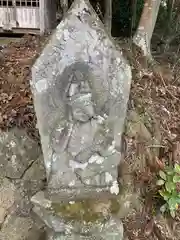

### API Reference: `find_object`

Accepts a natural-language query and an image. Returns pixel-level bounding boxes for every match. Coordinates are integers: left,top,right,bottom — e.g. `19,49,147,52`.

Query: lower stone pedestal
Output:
31,191,124,240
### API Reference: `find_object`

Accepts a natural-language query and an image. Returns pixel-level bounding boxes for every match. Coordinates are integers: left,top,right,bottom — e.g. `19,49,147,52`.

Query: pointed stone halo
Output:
31,0,131,199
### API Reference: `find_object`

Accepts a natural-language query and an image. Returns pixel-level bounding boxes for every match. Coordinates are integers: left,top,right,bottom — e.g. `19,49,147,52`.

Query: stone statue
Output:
31,0,132,239
45,62,122,197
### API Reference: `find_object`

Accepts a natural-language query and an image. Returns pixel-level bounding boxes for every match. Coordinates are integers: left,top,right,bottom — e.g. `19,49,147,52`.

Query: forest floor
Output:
120,35,180,239
0,34,180,239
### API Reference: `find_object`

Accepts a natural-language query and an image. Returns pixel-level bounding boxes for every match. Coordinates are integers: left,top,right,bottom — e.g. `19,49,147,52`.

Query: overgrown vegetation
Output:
157,164,180,218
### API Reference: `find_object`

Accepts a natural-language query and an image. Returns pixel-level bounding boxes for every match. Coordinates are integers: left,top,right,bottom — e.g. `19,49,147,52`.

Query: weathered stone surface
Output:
0,128,41,179
0,128,45,225
32,191,124,240
31,1,132,239
0,155,46,239
31,0,131,198
8,156,46,217
0,214,44,240
0,178,18,225
23,155,46,195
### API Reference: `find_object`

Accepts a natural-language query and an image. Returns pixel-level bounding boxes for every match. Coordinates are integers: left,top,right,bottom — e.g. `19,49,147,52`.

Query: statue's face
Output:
69,93,94,122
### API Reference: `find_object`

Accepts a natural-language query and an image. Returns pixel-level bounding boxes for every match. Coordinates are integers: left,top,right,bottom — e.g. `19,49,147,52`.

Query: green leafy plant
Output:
156,163,180,218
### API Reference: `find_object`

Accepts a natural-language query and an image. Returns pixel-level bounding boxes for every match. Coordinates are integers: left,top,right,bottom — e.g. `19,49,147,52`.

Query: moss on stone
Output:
51,198,120,223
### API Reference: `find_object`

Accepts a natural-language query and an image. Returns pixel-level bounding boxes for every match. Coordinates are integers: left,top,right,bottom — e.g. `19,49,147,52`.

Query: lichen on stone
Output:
50,197,120,223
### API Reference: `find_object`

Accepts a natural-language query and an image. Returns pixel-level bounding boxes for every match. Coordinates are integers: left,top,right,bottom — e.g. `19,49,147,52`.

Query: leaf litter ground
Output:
0,34,48,142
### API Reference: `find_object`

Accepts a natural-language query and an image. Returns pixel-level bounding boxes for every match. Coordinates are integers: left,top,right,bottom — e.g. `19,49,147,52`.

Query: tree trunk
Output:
104,0,112,35
131,0,137,34
133,0,161,58
60,0,68,16
40,0,56,34
167,0,175,27
161,0,175,51
164,0,175,37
